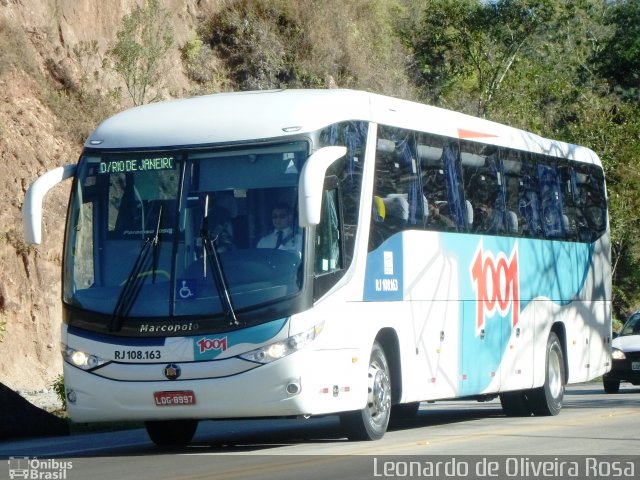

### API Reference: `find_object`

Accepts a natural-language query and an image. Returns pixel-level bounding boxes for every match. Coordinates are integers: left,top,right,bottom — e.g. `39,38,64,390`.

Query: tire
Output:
391,401,420,419
528,332,565,416
499,390,532,417
340,342,391,440
145,419,199,447
603,378,620,394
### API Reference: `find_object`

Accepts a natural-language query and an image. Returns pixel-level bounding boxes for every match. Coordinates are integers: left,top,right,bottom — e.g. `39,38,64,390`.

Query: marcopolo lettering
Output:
139,323,199,333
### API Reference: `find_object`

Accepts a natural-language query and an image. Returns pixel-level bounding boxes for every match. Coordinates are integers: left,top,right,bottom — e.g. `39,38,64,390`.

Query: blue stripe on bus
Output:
363,234,404,301
193,318,288,360
67,317,289,356
364,232,593,303
445,233,593,395
364,231,595,395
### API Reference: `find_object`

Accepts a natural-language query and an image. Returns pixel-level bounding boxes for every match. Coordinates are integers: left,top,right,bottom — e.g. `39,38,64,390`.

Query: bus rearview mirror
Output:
23,164,77,245
298,146,347,227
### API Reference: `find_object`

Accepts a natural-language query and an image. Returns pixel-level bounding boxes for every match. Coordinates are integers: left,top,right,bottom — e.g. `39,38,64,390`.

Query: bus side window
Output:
313,180,346,302
370,126,422,250
462,144,507,235
559,165,579,241
315,186,342,275
574,165,607,242
538,162,565,239
320,121,368,269
503,151,525,237
441,142,469,231
518,162,542,238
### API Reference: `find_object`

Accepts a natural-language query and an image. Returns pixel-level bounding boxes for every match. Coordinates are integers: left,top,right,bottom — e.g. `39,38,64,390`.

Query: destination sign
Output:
99,157,175,174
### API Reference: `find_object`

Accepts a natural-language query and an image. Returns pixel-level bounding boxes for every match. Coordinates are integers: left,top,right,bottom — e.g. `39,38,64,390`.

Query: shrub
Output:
51,374,66,410
107,0,174,105
201,0,414,96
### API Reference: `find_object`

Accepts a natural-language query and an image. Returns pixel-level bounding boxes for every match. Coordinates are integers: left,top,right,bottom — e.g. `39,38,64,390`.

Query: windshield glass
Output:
63,142,307,322
620,314,640,337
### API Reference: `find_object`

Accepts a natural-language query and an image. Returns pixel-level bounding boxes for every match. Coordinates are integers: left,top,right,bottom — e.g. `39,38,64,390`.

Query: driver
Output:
257,202,302,253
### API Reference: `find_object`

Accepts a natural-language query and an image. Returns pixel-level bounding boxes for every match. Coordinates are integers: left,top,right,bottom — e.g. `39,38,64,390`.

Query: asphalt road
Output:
1,383,638,479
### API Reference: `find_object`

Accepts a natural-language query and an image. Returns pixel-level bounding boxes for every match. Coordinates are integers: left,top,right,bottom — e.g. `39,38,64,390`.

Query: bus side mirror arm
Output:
23,164,77,245
298,146,347,227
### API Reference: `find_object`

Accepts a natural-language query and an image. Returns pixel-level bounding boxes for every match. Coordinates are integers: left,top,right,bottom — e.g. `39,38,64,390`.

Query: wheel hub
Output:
368,364,391,421
548,347,563,399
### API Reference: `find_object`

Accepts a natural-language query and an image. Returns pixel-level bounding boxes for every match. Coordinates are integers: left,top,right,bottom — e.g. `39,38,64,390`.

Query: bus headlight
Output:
62,344,108,370
611,348,626,360
239,322,324,364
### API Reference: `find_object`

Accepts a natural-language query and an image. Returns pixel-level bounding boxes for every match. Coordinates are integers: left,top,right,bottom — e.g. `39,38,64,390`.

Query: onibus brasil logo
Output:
8,457,72,479
470,240,520,336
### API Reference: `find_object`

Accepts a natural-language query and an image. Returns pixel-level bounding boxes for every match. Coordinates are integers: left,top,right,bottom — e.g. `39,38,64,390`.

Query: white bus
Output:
23,89,611,445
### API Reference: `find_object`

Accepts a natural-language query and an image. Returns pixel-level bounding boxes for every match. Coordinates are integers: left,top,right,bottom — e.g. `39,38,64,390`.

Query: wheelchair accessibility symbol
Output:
177,279,196,299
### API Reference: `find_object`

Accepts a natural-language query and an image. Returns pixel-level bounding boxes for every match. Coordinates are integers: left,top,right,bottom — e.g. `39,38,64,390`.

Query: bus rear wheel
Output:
528,332,565,416
499,390,532,417
340,342,391,441
145,419,199,447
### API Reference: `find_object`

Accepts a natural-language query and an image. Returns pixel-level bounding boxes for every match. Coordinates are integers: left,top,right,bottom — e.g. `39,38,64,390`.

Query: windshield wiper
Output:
201,195,239,326
201,231,239,326
109,206,163,332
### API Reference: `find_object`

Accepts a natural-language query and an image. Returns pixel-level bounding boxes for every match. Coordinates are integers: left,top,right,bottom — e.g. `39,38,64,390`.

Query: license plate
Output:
632,362,640,371
153,390,196,406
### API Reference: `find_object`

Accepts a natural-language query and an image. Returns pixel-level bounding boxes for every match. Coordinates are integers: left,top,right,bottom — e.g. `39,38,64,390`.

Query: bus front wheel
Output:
340,342,391,441
528,332,565,416
145,419,198,447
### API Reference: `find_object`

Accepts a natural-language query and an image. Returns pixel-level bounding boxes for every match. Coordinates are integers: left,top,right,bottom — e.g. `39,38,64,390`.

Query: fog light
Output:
286,382,300,395
67,389,77,404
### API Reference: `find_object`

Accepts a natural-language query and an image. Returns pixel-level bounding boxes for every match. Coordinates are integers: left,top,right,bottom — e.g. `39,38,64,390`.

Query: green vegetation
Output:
107,0,174,106
51,374,66,410
2,229,34,258
401,0,640,318
199,0,413,96
3,0,640,318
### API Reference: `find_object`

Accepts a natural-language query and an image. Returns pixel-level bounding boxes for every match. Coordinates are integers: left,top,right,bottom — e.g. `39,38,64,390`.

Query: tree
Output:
107,0,174,106
406,0,554,118
405,0,640,317
593,0,640,100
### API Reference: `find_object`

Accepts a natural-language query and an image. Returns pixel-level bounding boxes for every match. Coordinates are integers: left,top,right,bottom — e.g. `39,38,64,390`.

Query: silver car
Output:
603,312,640,393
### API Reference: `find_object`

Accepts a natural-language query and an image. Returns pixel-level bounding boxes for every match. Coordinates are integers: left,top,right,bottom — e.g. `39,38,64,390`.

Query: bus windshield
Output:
63,142,307,326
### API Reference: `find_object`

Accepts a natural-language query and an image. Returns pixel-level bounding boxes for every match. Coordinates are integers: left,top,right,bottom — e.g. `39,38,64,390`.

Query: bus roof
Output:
85,89,600,165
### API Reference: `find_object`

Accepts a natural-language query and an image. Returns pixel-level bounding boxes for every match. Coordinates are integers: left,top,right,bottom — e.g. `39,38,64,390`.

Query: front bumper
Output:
603,355,640,385
64,347,366,423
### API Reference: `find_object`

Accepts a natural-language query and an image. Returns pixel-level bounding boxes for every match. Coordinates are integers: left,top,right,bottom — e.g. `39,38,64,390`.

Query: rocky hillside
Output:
0,0,216,392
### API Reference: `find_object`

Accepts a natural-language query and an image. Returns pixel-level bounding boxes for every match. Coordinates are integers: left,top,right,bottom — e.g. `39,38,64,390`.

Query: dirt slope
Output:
0,0,215,392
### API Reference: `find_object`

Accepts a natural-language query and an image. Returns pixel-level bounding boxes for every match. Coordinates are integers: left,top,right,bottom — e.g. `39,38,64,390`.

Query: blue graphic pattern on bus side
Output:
363,231,594,396
193,317,288,360
442,233,593,395
363,234,404,301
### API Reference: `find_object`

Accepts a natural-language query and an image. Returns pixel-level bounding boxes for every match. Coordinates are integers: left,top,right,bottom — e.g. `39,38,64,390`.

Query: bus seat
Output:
383,194,409,222
506,210,518,233
466,200,474,225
